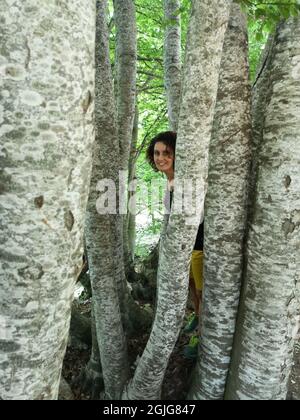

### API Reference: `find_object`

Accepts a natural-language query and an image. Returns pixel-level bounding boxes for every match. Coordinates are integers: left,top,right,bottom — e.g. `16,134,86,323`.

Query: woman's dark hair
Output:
146,131,177,171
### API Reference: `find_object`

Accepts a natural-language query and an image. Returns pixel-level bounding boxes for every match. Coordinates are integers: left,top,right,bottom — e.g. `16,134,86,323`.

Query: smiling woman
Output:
154,142,174,179
146,131,176,180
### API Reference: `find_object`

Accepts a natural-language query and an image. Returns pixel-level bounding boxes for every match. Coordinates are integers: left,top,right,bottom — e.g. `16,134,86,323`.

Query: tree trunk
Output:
84,0,129,400
248,34,275,221
188,4,251,400
124,0,232,400
113,0,137,172
164,0,182,131
113,0,137,307
73,301,104,400
225,17,300,400
124,104,139,272
288,338,300,400
0,0,95,399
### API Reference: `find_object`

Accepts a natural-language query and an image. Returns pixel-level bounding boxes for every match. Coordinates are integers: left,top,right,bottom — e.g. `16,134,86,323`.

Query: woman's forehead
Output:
154,142,172,152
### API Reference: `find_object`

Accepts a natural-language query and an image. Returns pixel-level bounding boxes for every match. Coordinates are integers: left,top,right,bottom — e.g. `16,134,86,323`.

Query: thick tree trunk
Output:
0,0,95,399
225,17,300,400
124,0,232,400
85,0,129,400
164,0,182,131
188,4,251,400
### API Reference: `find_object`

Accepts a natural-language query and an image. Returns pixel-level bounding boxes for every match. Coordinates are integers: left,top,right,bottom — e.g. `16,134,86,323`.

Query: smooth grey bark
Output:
124,104,139,266
113,0,137,295
188,4,252,400
0,0,95,400
225,17,300,400
124,0,232,400
113,0,137,171
112,1,152,345
164,0,182,131
84,0,129,400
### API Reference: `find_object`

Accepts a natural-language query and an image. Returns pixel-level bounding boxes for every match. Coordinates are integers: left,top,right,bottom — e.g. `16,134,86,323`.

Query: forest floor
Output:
62,296,300,401
64,333,196,400
62,297,197,400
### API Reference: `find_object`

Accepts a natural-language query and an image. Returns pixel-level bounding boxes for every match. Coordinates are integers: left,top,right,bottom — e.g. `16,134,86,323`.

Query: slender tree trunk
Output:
75,301,103,399
188,4,252,400
112,0,148,346
113,0,137,290
124,0,232,400
0,0,95,399
288,338,300,400
164,0,182,131
113,0,137,171
225,17,300,400
248,35,275,218
85,0,129,400
125,104,139,266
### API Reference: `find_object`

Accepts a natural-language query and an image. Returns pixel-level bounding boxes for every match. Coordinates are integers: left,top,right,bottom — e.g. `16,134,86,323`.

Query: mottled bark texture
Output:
225,17,300,400
188,4,252,400
248,35,275,217
164,0,182,131
124,0,232,400
84,0,129,400
0,0,95,400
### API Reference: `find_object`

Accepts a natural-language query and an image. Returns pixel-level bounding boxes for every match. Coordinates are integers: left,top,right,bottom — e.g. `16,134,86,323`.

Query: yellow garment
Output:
190,250,204,291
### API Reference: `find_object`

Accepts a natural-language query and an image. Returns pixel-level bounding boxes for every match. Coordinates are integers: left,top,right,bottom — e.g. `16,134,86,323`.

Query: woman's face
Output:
154,142,174,175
